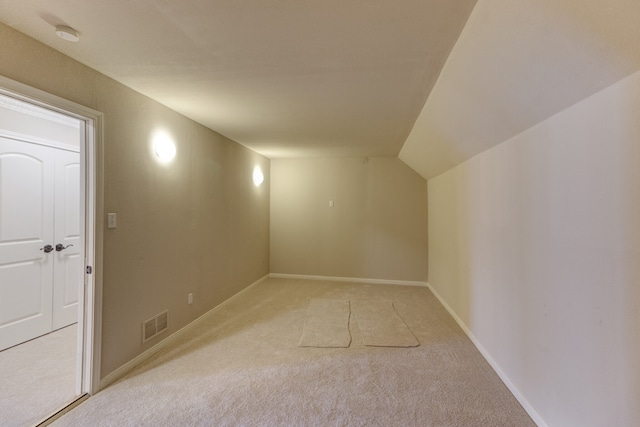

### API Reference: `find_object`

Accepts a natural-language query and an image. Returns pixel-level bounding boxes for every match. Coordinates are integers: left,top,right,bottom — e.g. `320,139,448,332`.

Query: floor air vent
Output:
142,310,168,343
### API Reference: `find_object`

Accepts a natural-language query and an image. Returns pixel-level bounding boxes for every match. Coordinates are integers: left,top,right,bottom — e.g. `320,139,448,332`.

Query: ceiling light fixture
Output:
55,25,80,42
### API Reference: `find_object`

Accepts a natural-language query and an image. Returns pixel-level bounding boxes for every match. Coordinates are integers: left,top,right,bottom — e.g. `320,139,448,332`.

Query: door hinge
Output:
86,265,93,274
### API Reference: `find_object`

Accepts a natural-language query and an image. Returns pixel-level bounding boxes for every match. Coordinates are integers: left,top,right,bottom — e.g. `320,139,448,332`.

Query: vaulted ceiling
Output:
2,0,640,179
0,0,476,159
400,0,640,178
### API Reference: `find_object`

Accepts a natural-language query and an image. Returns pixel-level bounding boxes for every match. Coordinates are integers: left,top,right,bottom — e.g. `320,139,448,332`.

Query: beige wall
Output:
0,23,270,378
428,70,640,426
270,157,427,282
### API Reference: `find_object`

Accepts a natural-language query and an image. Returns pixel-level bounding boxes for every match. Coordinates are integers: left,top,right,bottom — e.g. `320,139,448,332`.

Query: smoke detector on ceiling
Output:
55,25,79,42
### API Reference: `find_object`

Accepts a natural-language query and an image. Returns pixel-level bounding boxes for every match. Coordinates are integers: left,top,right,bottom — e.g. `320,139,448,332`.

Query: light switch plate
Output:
107,213,117,229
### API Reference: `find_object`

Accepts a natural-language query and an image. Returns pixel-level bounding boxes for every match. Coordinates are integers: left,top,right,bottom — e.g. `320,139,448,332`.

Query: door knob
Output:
55,243,74,252
40,244,54,253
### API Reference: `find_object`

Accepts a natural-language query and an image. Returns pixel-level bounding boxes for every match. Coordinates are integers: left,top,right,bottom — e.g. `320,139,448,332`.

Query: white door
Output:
52,149,81,330
0,137,55,350
0,136,80,351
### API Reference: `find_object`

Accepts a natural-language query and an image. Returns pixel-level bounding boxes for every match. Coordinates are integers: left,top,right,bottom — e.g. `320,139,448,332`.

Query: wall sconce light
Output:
252,166,264,187
153,131,176,163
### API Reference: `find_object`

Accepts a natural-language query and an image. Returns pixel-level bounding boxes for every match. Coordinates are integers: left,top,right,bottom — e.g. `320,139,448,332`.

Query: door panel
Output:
0,137,55,351
53,150,82,329
63,162,80,236
52,249,81,329
0,151,48,240
52,149,81,330
0,262,46,324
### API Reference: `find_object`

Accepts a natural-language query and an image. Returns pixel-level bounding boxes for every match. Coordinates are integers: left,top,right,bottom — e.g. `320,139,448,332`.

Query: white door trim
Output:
0,75,104,395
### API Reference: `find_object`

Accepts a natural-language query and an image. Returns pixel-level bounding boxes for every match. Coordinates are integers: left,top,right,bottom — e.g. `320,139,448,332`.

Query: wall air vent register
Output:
142,310,168,343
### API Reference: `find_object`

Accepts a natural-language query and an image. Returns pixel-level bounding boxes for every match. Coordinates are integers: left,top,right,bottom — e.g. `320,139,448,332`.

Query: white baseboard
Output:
99,274,270,391
269,273,428,287
425,283,548,427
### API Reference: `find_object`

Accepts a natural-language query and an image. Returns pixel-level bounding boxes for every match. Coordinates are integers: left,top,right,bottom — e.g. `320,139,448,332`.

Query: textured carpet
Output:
52,278,535,426
352,300,419,348
299,299,351,348
0,324,78,427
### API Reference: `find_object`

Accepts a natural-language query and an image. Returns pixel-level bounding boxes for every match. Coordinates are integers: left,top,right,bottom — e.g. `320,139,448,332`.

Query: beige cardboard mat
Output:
352,300,419,347
299,299,352,348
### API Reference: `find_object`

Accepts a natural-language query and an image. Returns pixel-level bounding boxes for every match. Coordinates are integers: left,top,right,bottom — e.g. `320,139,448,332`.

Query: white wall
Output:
428,70,640,426
0,95,80,149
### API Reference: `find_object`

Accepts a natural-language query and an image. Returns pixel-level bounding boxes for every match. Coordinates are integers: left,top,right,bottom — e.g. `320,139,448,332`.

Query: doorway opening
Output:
0,77,102,426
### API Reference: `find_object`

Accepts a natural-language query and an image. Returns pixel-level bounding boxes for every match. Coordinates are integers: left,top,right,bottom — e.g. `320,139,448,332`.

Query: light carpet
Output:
352,300,419,348
299,299,351,348
0,324,78,427
52,278,536,426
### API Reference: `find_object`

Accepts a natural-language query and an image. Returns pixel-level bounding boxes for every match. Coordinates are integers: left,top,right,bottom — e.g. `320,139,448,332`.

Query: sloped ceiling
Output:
400,0,640,179
3,1,640,177
0,0,477,159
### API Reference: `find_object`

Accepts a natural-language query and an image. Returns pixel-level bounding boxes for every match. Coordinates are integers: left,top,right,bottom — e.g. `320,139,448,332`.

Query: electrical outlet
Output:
188,293,193,305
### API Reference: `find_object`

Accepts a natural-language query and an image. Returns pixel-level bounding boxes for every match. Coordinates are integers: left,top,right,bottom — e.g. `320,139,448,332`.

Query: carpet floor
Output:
53,278,535,426
0,324,78,427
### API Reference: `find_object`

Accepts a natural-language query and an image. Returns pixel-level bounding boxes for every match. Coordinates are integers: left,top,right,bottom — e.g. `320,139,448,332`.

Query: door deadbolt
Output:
55,243,74,252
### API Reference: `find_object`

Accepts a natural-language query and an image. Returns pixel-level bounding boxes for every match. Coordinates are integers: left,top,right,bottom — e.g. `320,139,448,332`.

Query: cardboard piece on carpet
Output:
352,300,419,347
299,299,351,348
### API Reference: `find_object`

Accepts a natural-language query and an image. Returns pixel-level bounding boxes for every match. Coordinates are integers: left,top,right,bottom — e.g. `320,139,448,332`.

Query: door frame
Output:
0,75,103,395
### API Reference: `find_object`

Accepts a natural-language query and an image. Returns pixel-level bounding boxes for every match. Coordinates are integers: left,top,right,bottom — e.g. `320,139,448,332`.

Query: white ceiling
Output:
0,0,477,159
3,0,639,178
400,0,640,179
